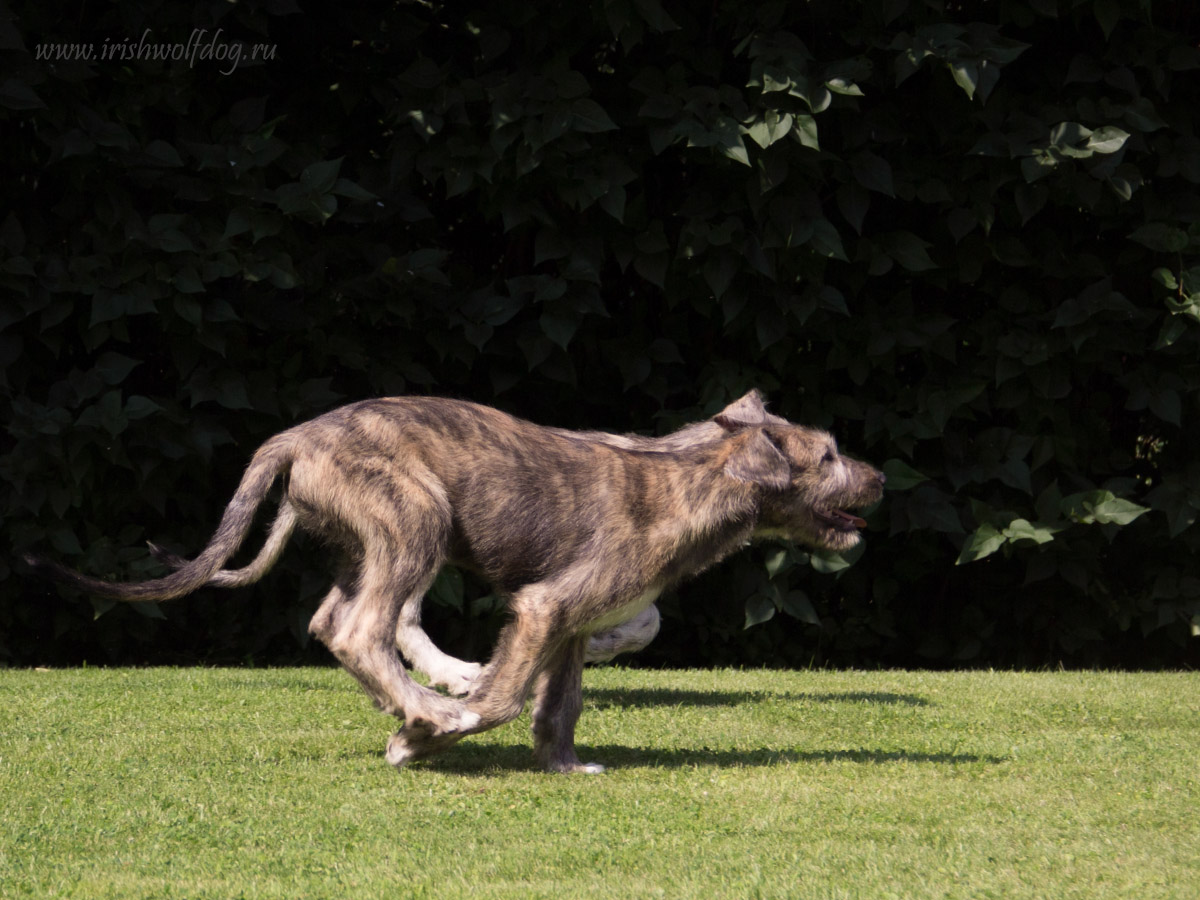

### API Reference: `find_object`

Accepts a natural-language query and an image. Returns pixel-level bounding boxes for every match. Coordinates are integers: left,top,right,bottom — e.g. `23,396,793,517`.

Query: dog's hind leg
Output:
386,584,559,767
304,483,481,754
310,554,472,736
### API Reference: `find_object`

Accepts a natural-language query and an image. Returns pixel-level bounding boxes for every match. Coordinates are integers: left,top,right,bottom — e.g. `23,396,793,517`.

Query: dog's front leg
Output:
531,635,604,774
395,592,482,696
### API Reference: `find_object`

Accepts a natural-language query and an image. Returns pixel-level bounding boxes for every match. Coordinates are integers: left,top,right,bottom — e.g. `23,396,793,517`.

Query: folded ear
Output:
714,389,768,431
723,429,791,491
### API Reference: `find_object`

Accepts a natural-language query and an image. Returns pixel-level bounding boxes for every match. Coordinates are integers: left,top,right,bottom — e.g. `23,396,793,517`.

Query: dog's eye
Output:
822,448,835,464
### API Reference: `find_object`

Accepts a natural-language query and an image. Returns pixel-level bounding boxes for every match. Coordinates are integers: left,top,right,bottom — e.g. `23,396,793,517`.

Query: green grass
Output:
1,667,1197,899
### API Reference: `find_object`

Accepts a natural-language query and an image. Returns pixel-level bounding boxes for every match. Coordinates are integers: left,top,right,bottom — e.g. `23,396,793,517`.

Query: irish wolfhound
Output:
27,391,885,773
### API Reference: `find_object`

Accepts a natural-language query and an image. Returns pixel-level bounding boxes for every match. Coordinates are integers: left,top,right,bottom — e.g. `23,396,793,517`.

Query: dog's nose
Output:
877,471,887,485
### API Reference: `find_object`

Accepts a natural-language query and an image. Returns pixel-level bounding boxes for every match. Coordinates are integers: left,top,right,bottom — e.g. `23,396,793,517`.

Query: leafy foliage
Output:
3,0,1199,667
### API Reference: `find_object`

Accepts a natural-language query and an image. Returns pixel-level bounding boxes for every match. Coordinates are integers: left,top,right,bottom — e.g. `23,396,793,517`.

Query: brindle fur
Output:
27,391,884,773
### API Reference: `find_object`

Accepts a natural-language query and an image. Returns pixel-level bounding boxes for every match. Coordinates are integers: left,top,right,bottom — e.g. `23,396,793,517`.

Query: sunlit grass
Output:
2,667,1197,899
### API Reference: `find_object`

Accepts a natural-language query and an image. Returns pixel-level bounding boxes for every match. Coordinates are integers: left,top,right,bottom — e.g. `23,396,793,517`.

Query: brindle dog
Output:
27,391,885,773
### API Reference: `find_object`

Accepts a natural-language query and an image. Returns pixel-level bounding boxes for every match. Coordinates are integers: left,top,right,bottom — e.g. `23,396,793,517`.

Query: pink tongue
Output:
822,509,866,529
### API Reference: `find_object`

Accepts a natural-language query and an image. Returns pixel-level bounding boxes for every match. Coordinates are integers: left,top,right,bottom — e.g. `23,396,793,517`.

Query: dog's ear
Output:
724,428,791,491
714,389,768,431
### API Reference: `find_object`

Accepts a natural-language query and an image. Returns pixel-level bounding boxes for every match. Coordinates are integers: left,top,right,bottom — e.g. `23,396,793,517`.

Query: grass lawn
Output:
1,666,1197,899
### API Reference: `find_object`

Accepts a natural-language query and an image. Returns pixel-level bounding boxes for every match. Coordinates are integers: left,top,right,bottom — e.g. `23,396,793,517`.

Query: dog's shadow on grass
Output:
584,687,932,710
409,687,1003,775
419,743,1005,775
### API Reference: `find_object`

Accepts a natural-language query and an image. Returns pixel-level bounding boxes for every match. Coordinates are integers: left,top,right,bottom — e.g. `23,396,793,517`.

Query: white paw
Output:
430,662,483,697
453,710,482,733
385,732,417,768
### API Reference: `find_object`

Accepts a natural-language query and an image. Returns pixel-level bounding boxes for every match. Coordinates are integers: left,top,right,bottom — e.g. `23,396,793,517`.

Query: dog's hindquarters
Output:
286,440,478,735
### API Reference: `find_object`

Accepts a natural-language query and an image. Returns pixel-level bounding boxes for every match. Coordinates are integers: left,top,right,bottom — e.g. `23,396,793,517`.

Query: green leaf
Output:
745,111,793,150
599,185,626,222
715,126,750,166
764,548,789,578
633,249,668,288
95,352,140,385
825,76,864,97
1061,491,1150,526
300,158,343,193
949,59,981,101
836,182,870,235
131,601,167,620
1147,476,1200,537
809,549,854,574
882,459,928,491
1049,121,1093,157
216,377,252,410
125,396,163,420
632,0,680,33
1124,97,1168,133
881,231,937,271
0,78,45,110
1150,388,1182,426
1015,184,1047,225
791,114,819,150
534,230,570,265
1087,126,1129,155
1129,224,1189,254
781,589,820,626
570,98,618,133
808,218,848,262
1094,0,1121,39
743,593,776,629
332,178,377,201
1002,518,1058,545
174,296,203,327
956,523,1005,565
540,309,580,350
173,267,205,294
49,526,83,556
1021,151,1059,183
702,253,737,300
851,151,895,197
144,140,184,167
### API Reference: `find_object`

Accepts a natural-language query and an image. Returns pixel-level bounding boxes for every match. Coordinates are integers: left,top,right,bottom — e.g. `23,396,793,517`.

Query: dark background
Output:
3,0,1199,669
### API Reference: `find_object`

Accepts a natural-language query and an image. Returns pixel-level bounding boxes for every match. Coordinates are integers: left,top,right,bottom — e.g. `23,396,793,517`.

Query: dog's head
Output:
716,391,885,551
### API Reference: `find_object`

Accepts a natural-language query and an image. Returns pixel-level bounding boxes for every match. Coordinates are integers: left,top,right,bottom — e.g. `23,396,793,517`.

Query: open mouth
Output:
814,508,868,532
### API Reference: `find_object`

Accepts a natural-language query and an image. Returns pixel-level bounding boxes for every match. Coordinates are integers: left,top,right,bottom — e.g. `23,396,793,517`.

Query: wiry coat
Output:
27,390,885,773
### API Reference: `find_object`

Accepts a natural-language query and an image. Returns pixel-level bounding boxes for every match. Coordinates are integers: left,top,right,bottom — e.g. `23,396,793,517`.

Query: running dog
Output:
27,391,885,773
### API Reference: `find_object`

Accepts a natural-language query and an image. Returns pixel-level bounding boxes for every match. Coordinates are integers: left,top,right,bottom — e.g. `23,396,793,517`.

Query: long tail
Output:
24,437,295,602
147,499,298,588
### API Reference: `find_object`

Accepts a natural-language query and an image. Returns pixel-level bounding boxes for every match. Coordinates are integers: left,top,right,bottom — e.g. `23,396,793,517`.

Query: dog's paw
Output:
538,751,607,774
385,731,420,768
448,709,482,734
550,760,606,775
404,702,481,739
386,721,470,769
429,662,483,697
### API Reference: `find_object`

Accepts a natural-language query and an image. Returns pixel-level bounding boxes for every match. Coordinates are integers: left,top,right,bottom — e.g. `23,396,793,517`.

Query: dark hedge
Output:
3,0,1199,668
